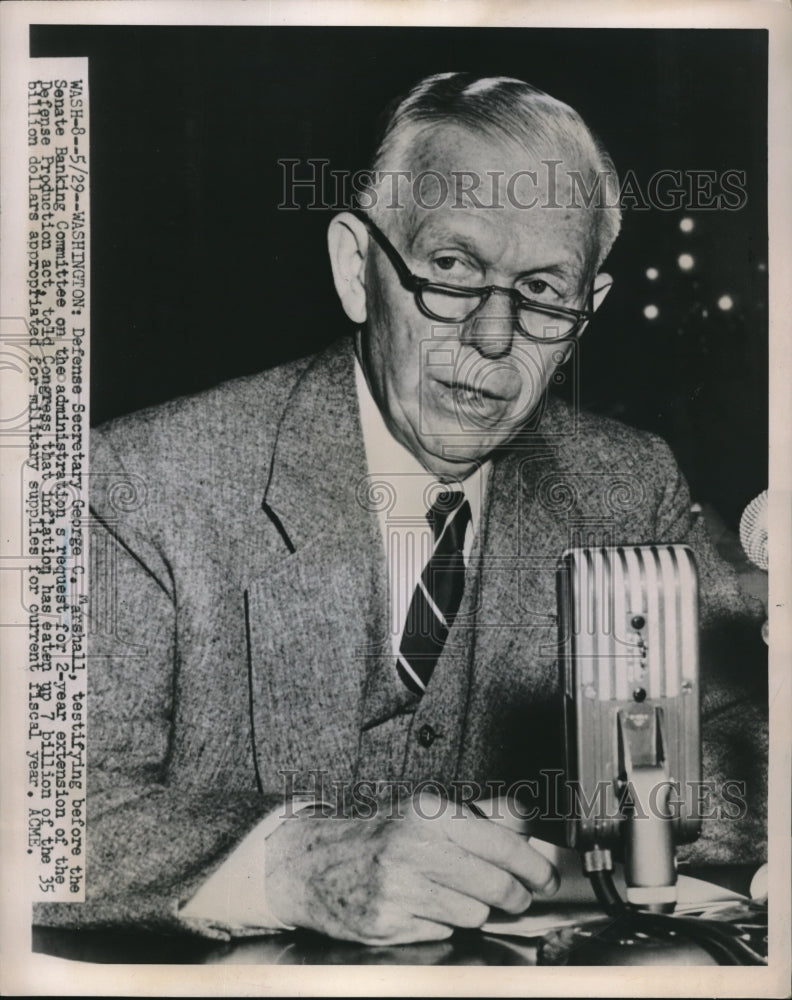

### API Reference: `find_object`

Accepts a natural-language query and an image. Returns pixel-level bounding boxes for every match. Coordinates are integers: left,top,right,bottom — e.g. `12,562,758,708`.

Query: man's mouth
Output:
434,377,516,405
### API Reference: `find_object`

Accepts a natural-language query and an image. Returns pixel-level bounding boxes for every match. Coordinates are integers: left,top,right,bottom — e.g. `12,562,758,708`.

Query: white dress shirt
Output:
181,354,491,933
354,357,491,654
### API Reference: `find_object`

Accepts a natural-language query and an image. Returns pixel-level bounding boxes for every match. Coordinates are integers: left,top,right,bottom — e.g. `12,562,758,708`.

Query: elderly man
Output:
36,73,765,945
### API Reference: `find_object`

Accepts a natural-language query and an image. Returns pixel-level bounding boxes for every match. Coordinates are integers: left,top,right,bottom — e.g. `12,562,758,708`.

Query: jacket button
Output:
417,724,437,748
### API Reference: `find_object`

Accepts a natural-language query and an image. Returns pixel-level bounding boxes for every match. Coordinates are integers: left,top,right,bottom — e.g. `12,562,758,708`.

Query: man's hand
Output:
264,793,560,945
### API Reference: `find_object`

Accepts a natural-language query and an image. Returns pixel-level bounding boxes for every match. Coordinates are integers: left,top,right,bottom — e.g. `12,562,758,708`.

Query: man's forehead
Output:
403,123,589,195
379,123,600,271
375,126,597,274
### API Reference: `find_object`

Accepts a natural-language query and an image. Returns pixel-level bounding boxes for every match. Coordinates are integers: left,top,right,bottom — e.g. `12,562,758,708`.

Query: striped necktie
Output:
396,489,472,695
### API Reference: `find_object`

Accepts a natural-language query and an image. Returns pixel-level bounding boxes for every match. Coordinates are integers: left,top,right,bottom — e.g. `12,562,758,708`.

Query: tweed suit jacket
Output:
35,336,767,938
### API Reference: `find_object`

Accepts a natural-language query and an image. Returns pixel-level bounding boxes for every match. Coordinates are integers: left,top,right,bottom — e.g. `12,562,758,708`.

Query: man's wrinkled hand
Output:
264,792,560,945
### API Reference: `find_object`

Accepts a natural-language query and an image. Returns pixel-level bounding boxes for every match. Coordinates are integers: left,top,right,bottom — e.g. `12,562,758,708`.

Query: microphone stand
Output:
574,707,766,965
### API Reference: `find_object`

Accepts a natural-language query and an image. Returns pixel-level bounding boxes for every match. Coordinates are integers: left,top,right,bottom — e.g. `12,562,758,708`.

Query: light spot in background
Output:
643,304,659,320
679,217,695,233
678,253,695,271
717,295,734,311
646,267,659,280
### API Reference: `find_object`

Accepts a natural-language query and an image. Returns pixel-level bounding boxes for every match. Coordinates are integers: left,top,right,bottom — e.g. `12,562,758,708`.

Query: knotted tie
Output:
396,489,472,695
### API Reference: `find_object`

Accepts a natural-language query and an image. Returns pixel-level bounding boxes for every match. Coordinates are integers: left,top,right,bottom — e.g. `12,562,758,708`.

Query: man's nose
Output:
459,296,516,359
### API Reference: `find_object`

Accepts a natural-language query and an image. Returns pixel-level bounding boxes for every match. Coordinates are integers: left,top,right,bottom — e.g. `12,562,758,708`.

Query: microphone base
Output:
625,884,677,914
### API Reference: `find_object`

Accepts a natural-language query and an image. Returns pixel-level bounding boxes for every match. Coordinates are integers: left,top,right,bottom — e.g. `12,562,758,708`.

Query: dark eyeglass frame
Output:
353,209,594,342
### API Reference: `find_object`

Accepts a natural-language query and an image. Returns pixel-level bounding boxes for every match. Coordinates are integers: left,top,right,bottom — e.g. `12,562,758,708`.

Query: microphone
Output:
739,490,768,572
557,545,702,913
739,490,768,644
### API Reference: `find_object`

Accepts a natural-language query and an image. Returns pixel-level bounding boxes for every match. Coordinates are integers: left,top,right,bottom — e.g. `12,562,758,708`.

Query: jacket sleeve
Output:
33,429,280,940
649,435,767,866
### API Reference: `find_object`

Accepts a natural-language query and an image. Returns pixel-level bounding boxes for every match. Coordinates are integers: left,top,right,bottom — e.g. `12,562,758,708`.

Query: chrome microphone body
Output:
557,545,702,911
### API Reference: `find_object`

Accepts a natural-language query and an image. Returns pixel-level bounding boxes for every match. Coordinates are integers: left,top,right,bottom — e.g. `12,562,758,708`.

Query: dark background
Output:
30,26,768,531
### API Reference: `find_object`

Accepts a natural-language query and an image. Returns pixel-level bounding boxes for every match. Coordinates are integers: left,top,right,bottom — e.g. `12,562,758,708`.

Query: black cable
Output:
589,868,628,915
587,870,737,964
643,912,762,966
586,869,766,966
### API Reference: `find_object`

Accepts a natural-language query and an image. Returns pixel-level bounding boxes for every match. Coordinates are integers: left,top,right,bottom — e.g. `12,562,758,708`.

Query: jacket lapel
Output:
246,339,391,788
471,398,577,709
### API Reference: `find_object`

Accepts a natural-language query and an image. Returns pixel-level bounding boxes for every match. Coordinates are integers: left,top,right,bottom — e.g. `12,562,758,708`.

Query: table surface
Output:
33,866,760,967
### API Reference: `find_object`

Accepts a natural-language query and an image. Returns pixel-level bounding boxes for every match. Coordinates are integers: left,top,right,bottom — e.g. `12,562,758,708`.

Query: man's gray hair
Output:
367,72,622,268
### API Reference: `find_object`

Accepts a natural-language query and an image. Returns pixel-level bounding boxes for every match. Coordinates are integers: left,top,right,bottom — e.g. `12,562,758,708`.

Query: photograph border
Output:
1,1,790,996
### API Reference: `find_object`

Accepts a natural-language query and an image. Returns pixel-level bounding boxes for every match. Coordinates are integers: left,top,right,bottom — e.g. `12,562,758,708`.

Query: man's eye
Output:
429,255,482,284
526,278,550,296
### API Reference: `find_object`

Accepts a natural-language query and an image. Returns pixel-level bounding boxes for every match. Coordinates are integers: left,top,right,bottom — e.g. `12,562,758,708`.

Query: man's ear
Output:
591,271,614,313
327,212,369,325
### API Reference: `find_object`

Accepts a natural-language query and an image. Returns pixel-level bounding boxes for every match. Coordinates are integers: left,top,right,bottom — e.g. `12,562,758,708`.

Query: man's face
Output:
359,126,601,479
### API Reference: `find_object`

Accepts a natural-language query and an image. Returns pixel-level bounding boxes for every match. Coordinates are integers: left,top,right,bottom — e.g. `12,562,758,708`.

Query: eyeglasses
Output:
354,210,594,343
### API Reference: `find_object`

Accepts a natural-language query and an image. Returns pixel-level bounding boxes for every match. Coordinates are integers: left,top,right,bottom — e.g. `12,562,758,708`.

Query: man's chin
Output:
415,431,510,477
